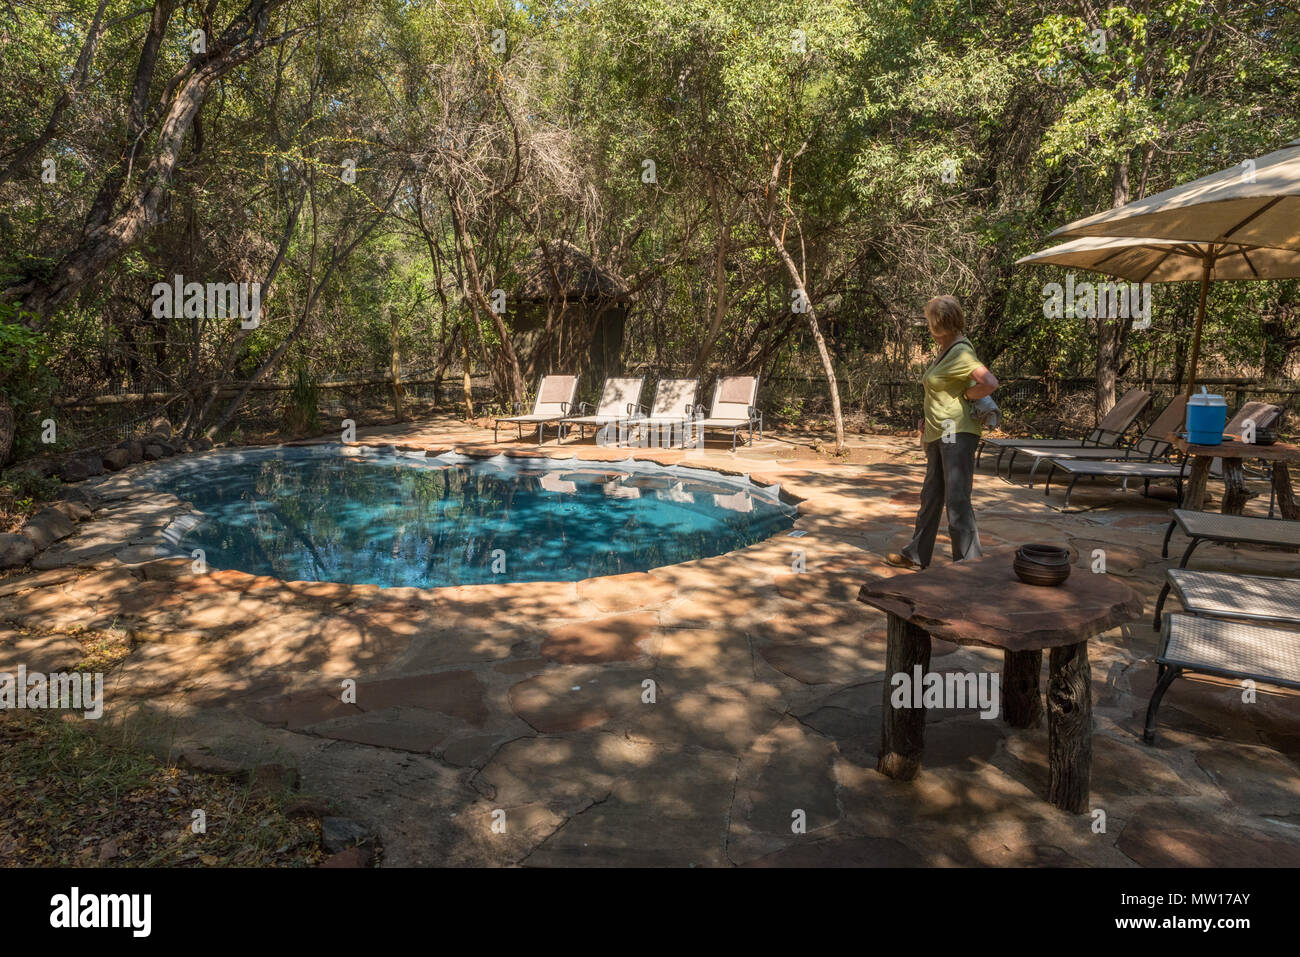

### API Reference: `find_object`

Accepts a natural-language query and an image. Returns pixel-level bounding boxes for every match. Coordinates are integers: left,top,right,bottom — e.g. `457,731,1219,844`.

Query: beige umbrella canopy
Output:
1029,138,1300,396
1018,236,1300,283
1048,139,1300,249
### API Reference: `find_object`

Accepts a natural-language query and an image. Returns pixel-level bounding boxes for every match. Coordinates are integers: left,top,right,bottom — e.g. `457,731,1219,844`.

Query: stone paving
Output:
2,415,1299,867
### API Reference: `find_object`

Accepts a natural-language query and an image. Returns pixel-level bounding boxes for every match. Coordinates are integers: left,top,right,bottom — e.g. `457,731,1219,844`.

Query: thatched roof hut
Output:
512,241,631,393
515,240,631,303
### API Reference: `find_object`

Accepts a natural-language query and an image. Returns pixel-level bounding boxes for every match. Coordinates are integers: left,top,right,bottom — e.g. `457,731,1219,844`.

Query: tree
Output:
4,0,311,321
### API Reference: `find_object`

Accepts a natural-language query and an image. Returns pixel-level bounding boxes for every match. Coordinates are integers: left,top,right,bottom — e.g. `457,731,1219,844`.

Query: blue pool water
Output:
146,445,796,587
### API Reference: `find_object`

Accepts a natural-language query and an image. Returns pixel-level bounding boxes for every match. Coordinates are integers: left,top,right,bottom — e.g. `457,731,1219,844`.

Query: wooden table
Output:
1168,435,1300,520
858,552,1143,813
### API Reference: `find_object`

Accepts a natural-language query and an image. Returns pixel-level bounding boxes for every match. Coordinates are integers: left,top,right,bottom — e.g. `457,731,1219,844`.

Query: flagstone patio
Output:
3,416,1299,867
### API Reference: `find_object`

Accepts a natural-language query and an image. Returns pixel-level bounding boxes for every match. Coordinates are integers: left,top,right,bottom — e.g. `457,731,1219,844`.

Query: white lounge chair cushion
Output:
709,376,758,420
538,375,577,405
591,377,643,416
651,379,698,417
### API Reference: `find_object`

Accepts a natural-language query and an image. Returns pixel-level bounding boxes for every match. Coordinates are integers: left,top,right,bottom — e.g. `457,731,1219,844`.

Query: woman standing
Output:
887,296,998,570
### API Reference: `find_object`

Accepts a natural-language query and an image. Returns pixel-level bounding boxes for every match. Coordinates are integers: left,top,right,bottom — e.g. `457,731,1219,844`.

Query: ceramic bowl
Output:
1013,544,1071,586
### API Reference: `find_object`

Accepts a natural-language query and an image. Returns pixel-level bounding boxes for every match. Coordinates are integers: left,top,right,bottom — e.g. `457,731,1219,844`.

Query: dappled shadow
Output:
7,417,1299,866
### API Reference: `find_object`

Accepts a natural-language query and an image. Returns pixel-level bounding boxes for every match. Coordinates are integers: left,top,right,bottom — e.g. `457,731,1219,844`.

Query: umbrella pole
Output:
1184,254,1214,398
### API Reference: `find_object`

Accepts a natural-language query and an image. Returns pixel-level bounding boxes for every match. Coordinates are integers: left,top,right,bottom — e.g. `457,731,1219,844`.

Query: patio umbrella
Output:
1016,235,1300,395
1031,138,1300,396
1047,139,1300,249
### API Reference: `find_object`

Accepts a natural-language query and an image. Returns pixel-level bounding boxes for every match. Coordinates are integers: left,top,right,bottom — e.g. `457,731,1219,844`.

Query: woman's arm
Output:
964,365,998,401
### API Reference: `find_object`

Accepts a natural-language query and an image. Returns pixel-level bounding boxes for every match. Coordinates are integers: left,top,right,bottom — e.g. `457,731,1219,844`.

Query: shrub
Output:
0,305,58,465
283,362,320,434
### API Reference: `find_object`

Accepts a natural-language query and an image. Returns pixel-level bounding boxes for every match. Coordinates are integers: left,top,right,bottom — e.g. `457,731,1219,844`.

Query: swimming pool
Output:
145,445,796,587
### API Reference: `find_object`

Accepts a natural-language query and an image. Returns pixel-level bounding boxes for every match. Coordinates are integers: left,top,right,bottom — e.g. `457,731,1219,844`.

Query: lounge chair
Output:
1152,509,1300,622
1024,394,1189,487
1220,400,1285,444
1152,568,1300,629
979,387,1152,476
1161,507,1300,561
1044,458,1190,507
695,375,762,451
560,377,645,444
1143,612,1300,744
625,378,698,448
493,375,579,443
1044,401,1285,509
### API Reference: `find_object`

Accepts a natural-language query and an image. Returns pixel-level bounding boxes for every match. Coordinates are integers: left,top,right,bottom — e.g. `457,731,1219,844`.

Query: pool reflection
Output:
151,448,795,587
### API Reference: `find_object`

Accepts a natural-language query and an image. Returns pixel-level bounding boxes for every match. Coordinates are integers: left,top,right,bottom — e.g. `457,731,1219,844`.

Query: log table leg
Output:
1220,457,1249,515
1181,455,1210,511
878,613,931,781
1047,640,1092,813
1274,463,1298,522
1002,649,1043,728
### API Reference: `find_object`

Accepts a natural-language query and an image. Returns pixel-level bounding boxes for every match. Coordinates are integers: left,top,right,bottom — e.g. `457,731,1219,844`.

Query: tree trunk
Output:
448,195,525,406
0,394,15,467
687,173,731,378
389,307,405,422
1095,157,1133,418
1173,309,1188,390
82,0,176,235
461,319,475,418
763,220,845,451
1095,323,1118,419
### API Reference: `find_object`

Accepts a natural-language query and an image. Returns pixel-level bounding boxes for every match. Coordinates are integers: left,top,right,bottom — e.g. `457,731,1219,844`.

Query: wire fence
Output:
762,372,1300,435
32,363,1300,457
45,366,497,452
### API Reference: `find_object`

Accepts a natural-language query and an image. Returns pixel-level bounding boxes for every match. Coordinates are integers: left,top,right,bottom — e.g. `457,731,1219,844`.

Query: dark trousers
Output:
901,432,983,568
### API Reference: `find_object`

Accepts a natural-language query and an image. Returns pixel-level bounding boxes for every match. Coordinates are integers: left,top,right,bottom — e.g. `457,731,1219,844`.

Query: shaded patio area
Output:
2,417,1299,866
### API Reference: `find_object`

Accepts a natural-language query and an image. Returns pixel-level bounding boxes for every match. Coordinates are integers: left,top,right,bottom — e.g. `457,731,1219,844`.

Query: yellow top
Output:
921,338,982,443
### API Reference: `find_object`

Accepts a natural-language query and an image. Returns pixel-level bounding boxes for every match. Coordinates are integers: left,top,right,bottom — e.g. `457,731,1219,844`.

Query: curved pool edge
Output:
132,439,804,507
65,438,814,597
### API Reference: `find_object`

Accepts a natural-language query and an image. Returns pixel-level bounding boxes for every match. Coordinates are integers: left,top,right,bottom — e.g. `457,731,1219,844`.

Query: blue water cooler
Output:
1186,389,1227,445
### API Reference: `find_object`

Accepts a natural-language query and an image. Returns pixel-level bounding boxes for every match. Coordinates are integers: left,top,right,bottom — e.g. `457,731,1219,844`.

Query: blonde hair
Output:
924,295,966,336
